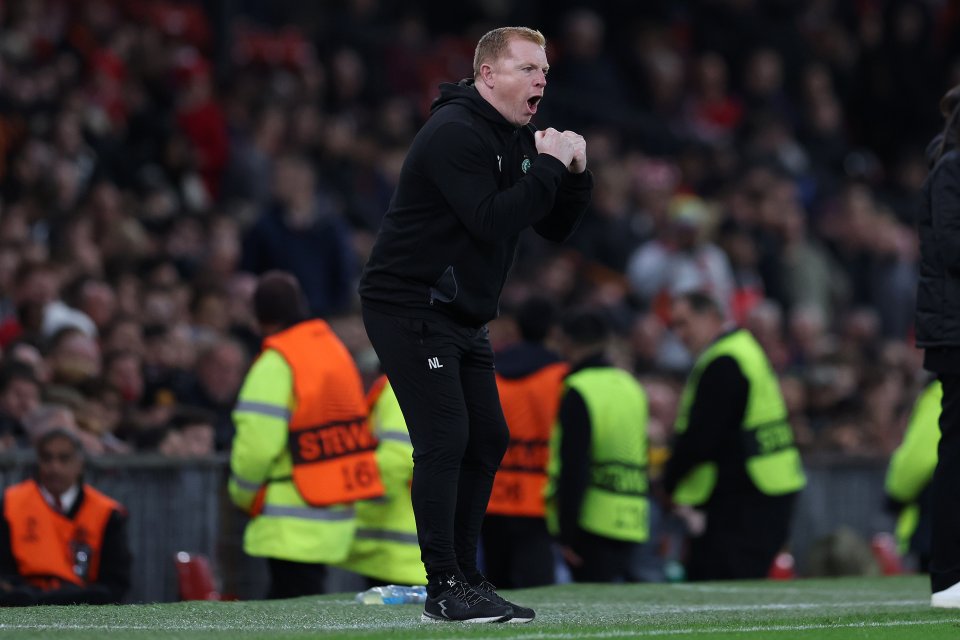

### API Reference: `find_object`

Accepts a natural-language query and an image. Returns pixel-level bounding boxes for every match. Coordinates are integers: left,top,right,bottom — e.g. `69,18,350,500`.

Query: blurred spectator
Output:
44,327,101,390
544,9,632,133
0,362,41,450
685,52,743,144
627,194,735,323
22,404,103,463
167,406,216,458
75,380,130,455
174,54,229,201
175,337,248,451
777,201,850,321
242,154,358,317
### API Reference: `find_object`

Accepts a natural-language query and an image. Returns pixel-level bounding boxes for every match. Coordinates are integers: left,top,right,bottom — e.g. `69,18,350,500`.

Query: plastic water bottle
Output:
355,585,427,605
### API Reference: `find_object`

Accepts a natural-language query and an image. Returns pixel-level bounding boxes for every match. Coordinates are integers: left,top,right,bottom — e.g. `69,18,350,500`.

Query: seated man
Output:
0,427,131,605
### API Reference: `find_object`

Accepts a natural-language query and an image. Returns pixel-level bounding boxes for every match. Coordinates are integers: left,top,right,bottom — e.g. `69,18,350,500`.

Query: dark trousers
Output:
266,559,326,599
481,516,555,588
931,373,960,592
362,306,510,578
686,491,795,581
568,529,637,583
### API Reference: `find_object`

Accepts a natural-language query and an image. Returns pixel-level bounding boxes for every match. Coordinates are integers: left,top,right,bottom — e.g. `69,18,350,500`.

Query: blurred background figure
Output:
548,308,650,582
663,292,805,581
885,378,940,572
0,427,131,605
483,296,568,588
228,271,382,599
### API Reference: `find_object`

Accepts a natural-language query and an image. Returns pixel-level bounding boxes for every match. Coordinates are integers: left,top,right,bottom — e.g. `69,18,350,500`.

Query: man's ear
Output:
478,62,496,89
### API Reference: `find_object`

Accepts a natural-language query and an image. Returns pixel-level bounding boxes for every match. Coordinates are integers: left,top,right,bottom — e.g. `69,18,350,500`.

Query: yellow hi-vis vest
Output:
547,367,650,543
885,380,941,554
229,323,371,564
673,329,806,506
336,379,425,584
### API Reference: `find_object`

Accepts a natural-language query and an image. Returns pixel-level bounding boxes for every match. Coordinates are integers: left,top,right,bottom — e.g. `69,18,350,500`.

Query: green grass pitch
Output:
2,576,959,639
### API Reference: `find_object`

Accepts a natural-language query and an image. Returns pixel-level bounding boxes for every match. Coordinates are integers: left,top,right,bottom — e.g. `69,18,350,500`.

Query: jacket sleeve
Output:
555,387,592,546
662,356,748,494
229,349,293,511
933,157,960,274
532,169,593,242
423,121,571,243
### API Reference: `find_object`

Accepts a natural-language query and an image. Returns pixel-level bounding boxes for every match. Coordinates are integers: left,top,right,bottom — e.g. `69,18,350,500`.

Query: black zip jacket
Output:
917,136,960,372
359,79,593,327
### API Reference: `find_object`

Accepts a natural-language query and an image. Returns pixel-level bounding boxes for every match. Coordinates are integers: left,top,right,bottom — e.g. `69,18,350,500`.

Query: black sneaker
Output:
471,580,535,624
421,575,513,623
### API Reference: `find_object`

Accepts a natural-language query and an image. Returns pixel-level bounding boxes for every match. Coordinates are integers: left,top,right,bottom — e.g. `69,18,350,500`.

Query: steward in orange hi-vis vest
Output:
262,319,384,506
3,479,120,590
489,361,568,517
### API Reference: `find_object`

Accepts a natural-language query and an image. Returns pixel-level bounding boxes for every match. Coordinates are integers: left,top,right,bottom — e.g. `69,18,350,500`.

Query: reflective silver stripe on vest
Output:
235,401,291,421
354,528,419,544
230,473,262,493
378,431,411,445
261,505,355,521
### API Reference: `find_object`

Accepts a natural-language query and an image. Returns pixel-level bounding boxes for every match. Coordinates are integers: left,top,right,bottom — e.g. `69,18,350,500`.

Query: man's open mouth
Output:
527,95,542,113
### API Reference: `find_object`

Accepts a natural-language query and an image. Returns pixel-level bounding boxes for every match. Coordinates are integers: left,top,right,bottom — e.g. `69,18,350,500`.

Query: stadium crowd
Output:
0,0,954,583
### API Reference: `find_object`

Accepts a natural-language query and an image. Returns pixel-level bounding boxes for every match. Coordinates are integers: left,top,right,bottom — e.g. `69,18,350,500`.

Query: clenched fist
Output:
534,128,587,173
535,127,576,170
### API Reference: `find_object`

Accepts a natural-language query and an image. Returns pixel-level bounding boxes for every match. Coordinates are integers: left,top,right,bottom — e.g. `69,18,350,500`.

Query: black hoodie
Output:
359,80,593,327
917,132,960,372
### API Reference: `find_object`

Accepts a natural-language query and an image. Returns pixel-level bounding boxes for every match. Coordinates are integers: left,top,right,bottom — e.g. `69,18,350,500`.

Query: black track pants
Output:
362,306,510,577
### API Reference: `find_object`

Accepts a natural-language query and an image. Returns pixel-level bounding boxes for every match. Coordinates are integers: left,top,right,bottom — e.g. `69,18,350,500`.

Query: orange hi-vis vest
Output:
4,479,119,590
263,319,384,506
489,362,569,517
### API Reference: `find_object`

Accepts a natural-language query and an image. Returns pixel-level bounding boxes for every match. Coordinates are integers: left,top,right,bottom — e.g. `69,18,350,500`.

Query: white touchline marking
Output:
468,618,960,639
529,599,928,612
2,617,953,635
0,601,948,634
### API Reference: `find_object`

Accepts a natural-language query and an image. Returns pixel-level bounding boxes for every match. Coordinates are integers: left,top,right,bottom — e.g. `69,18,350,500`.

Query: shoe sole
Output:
932,597,960,608
420,613,511,623
507,615,535,624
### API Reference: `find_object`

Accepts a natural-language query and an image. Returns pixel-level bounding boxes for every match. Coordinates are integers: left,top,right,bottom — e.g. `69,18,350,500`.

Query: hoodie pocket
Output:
429,265,459,305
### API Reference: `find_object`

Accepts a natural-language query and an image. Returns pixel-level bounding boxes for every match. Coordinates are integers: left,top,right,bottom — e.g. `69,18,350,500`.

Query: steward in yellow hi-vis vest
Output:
546,308,649,583
885,379,941,567
229,271,384,599
335,376,425,585
663,292,805,581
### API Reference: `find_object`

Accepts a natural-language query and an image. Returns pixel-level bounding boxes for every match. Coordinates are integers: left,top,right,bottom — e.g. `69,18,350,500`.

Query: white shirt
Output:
39,483,80,514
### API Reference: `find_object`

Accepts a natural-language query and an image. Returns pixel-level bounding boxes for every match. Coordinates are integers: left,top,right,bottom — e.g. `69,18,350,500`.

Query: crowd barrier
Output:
0,453,896,602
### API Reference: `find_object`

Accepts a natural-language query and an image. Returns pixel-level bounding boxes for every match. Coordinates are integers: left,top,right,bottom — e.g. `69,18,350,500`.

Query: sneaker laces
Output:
446,576,486,608
474,580,508,606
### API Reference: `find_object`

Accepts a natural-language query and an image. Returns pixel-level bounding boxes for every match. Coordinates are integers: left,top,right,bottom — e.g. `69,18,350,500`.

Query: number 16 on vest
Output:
290,420,386,505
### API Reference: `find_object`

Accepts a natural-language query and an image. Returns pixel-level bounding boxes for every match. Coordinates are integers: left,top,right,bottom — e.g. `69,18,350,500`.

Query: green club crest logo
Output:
521,158,531,174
